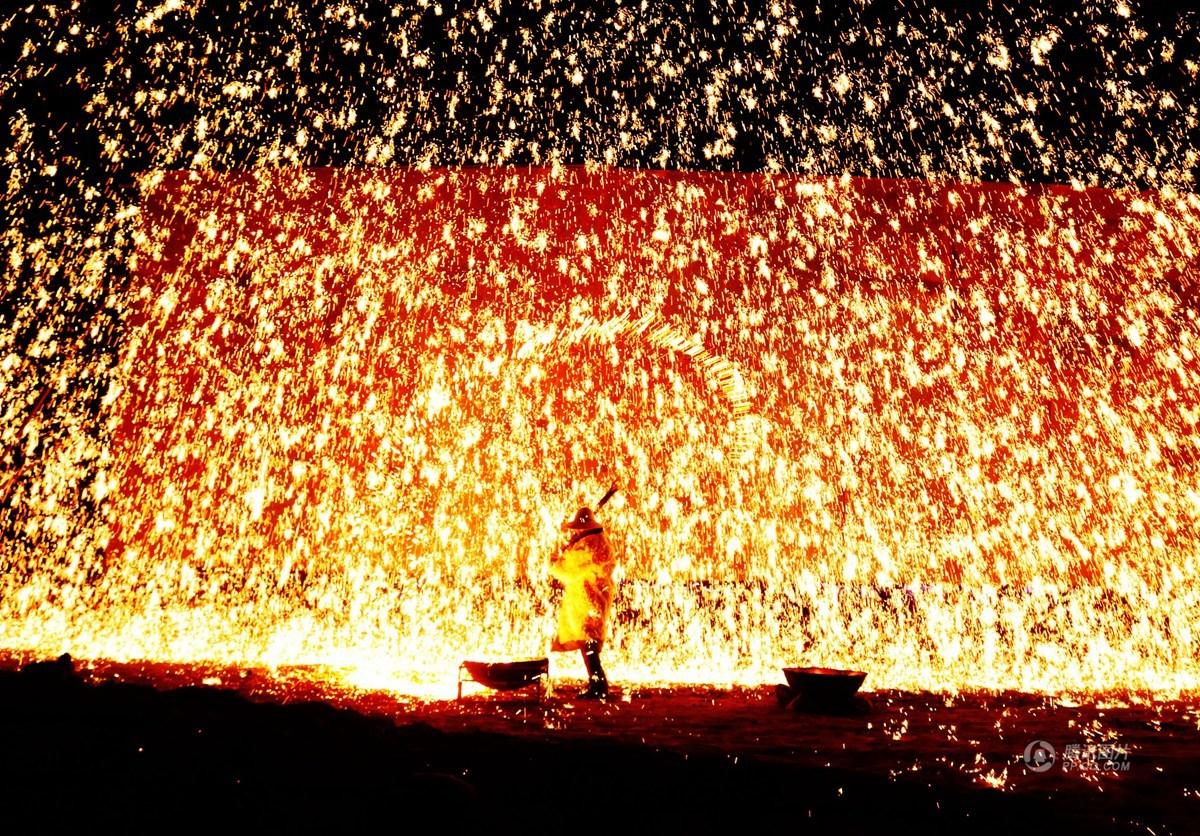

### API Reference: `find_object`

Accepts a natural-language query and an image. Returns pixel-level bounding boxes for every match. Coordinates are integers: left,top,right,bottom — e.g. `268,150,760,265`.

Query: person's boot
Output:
578,641,609,700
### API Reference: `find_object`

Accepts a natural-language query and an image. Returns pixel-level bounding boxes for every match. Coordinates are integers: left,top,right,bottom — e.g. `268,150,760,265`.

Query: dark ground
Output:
0,656,1196,833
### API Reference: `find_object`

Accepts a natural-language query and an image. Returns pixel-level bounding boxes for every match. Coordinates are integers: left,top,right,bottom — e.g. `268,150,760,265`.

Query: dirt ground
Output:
1,655,1196,833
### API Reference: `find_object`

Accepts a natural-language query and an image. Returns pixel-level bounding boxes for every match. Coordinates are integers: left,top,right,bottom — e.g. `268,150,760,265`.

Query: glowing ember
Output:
2,3,1198,701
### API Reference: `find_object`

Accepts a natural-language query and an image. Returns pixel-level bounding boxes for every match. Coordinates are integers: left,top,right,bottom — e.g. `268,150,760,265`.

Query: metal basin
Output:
783,666,867,702
460,658,549,692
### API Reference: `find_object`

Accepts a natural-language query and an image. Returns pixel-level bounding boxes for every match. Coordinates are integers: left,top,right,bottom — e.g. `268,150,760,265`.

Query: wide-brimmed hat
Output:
563,506,599,530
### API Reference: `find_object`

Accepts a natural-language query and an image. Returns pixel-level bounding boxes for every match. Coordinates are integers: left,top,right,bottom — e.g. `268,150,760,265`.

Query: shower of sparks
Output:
2,2,1199,700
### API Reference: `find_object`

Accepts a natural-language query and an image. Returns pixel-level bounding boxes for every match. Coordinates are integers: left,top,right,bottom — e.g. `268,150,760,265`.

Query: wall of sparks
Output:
2,2,1200,697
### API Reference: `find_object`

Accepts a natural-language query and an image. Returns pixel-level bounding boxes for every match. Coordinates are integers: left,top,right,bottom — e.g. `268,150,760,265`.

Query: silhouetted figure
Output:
550,505,616,700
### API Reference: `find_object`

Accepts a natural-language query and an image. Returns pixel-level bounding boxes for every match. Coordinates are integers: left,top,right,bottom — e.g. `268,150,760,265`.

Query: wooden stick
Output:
596,484,619,509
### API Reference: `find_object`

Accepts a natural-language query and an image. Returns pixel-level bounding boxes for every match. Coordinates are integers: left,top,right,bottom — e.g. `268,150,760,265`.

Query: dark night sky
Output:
5,1,1198,184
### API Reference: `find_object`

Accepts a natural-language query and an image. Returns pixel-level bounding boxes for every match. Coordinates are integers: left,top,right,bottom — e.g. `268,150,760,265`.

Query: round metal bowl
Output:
460,658,549,691
783,666,867,702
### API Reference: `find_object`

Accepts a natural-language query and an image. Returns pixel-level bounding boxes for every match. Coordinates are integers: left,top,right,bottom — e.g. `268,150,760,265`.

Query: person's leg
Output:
579,639,608,698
